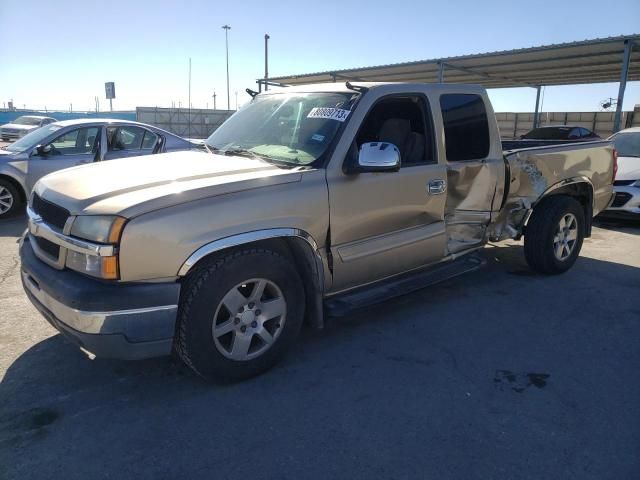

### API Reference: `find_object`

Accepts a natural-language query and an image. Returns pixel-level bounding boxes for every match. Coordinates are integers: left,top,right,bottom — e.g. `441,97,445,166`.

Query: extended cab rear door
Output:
436,90,506,253
325,88,448,293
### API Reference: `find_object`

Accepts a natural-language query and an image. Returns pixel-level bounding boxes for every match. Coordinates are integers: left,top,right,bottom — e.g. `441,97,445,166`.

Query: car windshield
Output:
4,124,62,153
611,132,640,158
522,127,573,140
12,116,42,126
205,92,358,166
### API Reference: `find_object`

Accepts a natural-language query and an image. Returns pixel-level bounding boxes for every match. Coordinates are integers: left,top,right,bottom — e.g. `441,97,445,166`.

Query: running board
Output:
324,253,486,317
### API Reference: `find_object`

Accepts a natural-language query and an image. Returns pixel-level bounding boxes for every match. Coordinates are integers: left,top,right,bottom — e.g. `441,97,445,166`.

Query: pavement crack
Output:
0,256,19,285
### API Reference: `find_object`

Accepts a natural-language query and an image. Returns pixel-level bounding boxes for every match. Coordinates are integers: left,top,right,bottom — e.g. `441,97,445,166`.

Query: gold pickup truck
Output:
19,83,615,381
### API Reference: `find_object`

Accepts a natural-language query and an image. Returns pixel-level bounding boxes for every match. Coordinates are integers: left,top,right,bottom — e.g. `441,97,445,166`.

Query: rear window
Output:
522,127,571,140
439,94,490,161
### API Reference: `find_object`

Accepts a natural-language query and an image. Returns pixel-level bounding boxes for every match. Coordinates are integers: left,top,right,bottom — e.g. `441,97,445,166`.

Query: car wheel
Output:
0,179,21,219
524,196,585,274
176,248,305,382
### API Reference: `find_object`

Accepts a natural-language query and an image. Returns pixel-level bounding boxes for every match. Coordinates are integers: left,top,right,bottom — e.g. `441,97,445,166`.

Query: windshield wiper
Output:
221,148,260,158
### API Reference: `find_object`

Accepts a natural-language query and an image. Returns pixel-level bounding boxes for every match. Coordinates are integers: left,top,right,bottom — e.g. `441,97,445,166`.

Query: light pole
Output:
222,24,231,110
264,34,270,91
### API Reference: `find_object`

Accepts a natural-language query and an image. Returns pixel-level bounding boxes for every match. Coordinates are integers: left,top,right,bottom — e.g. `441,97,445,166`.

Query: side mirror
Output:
354,142,400,173
34,144,52,156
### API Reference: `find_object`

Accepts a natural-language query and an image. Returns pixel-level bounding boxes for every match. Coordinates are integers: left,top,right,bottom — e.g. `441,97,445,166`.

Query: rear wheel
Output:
176,248,305,382
0,179,21,219
524,196,585,274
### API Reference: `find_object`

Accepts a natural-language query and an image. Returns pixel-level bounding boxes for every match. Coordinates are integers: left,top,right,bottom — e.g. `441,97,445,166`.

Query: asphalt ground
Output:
0,213,639,480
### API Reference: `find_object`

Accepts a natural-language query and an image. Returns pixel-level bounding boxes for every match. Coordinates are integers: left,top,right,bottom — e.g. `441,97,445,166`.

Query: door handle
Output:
428,179,446,195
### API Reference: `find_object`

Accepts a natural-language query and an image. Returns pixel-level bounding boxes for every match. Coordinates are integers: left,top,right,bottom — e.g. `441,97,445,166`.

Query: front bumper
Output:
1,130,26,140
604,185,640,216
20,237,181,360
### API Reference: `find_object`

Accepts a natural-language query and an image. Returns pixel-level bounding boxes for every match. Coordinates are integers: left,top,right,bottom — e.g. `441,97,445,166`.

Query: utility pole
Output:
212,91,217,110
264,34,270,91
222,24,231,110
235,91,238,110
188,57,192,140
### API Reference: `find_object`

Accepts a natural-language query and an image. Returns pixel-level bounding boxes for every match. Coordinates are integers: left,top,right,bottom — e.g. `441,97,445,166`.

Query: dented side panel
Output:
489,141,614,241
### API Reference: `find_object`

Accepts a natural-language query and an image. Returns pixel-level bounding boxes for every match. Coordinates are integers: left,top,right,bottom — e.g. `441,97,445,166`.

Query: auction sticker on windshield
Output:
307,107,351,122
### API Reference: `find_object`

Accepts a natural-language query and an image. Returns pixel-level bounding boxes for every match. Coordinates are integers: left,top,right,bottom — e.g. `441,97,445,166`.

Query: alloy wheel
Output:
0,187,14,214
212,278,287,361
553,213,578,261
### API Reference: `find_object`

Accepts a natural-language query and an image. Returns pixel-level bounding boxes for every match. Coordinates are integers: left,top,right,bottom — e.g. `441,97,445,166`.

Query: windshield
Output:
205,92,358,166
522,127,572,140
4,124,62,153
12,116,42,126
611,132,640,158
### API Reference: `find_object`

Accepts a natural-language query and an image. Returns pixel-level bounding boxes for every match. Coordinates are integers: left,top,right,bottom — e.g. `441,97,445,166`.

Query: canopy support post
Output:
533,86,541,129
437,62,445,83
614,39,632,133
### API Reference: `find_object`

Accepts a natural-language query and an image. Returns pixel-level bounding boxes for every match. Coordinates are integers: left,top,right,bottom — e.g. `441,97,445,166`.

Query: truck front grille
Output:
34,236,61,258
32,193,70,230
611,192,632,207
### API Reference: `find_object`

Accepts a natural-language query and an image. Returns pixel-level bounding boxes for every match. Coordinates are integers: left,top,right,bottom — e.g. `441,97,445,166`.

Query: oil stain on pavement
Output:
494,370,550,393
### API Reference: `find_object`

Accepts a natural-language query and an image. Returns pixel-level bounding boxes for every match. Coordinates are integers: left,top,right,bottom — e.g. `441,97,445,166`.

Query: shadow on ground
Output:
594,215,640,235
1,244,639,480
0,213,26,238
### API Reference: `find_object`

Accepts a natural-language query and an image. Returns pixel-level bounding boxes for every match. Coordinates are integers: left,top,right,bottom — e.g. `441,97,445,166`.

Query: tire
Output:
0,179,22,219
176,248,305,382
524,196,585,274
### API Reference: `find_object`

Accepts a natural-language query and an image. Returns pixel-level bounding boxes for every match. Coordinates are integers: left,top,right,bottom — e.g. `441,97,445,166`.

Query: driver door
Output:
327,94,448,292
26,126,101,192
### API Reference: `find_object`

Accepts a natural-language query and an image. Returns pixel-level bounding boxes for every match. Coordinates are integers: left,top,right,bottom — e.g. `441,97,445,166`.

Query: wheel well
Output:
182,237,324,329
0,174,26,204
535,182,594,237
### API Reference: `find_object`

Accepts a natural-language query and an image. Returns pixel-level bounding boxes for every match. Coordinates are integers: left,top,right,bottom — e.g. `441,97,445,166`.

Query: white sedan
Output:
605,127,640,218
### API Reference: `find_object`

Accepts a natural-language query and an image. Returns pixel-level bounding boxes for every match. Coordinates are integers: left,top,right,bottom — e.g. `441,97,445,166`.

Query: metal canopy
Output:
266,35,639,89
263,35,639,132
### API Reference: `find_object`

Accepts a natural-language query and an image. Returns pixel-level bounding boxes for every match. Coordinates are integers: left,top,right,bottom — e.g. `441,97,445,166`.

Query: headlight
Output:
70,215,126,243
66,215,126,280
631,180,640,188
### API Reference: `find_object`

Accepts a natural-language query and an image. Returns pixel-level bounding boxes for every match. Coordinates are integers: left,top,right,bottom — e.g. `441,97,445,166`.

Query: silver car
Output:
0,115,57,141
604,127,640,218
0,118,197,218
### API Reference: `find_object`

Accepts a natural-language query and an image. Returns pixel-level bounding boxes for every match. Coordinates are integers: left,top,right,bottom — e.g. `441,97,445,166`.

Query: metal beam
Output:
533,86,542,128
614,39,633,132
441,62,533,87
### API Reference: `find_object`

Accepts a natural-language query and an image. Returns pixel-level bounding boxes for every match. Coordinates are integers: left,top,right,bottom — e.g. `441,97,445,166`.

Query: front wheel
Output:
175,248,305,382
524,196,585,274
0,179,21,219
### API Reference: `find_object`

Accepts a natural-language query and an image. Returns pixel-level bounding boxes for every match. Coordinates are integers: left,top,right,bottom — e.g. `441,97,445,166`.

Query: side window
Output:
355,95,435,166
107,126,146,151
580,128,592,138
439,94,490,161
49,127,99,156
141,129,159,150
568,128,581,139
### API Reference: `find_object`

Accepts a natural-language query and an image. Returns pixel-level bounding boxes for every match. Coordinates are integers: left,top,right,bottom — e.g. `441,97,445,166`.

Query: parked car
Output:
0,119,197,218
0,115,57,141
502,125,600,150
19,83,615,381
602,127,640,218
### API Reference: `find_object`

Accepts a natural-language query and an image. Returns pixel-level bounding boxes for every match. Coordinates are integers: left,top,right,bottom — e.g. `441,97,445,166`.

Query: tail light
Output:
612,148,618,182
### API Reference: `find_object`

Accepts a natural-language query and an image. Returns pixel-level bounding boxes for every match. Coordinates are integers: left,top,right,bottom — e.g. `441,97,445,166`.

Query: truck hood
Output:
34,150,304,217
616,156,640,181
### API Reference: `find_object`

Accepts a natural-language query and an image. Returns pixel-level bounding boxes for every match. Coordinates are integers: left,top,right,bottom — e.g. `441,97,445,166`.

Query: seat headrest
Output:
378,118,411,149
